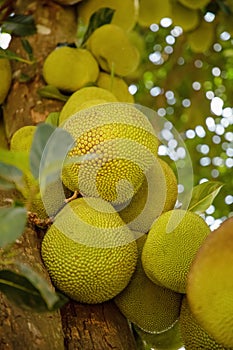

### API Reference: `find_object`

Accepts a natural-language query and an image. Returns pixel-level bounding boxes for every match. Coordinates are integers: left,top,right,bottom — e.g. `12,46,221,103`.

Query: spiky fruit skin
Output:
142,209,210,293
43,47,99,92
0,59,12,104
115,158,178,233
96,72,134,103
178,0,210,9
138,0,171,27
114,235,182,333
59,86,118,124
180,296,230,349
41,197,138,304
187,218,233,348
61,103,159,205
77,0,137,32
87,24,140,77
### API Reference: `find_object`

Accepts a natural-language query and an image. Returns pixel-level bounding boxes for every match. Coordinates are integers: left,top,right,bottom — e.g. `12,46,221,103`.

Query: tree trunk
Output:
0,1,137,348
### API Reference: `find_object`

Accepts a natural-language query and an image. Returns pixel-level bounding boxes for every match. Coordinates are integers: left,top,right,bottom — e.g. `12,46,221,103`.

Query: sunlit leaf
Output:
37,85,69,102
2,14,37,36
0,264,68,312
0,207,27,248
186,181,224,214
0,48,32,64
29,124,56,179
45,112,60,127
81,7,115,47
0,148,30,175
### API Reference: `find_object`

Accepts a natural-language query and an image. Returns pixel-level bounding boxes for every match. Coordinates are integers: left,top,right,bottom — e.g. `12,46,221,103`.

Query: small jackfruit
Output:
41,197,138,304
171,1,200,31
115,157,178,233
187,20,215,53
187,217,233,348
77,0,138,32
61,103,159,205
87,24,140,77
43,46,99,92
114,235,182,333
10,125,36,152
0,58,12,104
96,72,134,103
178,0,210,9
180,296,230,349
138,0,171,27
59,86,118,124
141,209,210,293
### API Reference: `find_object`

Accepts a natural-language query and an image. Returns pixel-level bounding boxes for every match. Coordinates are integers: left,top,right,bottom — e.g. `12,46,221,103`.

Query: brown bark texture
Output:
0,1,137,349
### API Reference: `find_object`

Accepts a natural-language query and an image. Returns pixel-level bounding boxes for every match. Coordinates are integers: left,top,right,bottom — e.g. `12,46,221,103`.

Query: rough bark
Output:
61,301,137,350
1,1,138,349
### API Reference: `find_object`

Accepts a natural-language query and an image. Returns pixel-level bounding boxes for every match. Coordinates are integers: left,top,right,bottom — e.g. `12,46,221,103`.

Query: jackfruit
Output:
59,86,118,124
77,0,138,32
180,296,230,349
10,125,36,152
141,209,210,293
115,157,178,233
0,58,12,104
96,72,134,103
41,197,138,304
171,1,200,31
61,102,159,205
187,217,233,348
43,46,99,92
187,19,215,53
114,235,182,333
134,321,184,350
138,0,171,27
87,24,140,77
178,0,210,9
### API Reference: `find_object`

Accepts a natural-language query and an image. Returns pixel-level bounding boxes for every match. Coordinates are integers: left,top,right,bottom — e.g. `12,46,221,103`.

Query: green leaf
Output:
21,38,34,61
2,14,37,36
29,123,56,179
45,112,60,127
80,7,115,47
37,85,69,102
0,148,30,175
0,207,27,248
186,181,224,214
0,264,68,312
0,48,33,64
0,162,24,190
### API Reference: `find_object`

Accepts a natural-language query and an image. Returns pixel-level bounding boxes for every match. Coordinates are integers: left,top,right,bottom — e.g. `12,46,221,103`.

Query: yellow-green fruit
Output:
178,0,210,9
87,24,140,77
115,158,178,233
187,217,233,348
142,209,210,293
187,20,215,53
138,0,171,27
43,46,99,92
41,197,138,304
180,296,230,349
171,1,200,31
77,0,137,32
134,321,184,350
61,103,159,205
96,72,134,103
114,235,182,333
0,58,12,104
59,86,118,124
10,125,36,152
